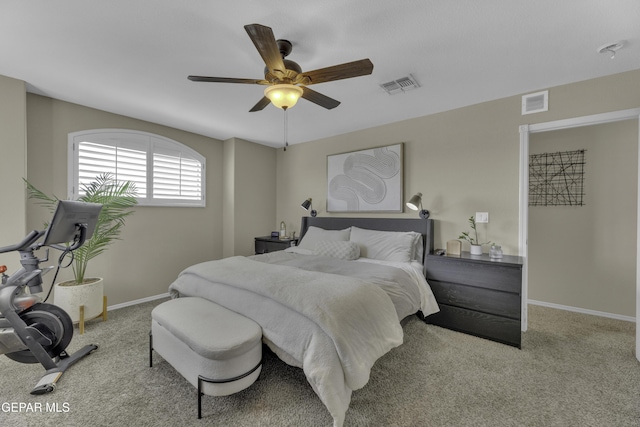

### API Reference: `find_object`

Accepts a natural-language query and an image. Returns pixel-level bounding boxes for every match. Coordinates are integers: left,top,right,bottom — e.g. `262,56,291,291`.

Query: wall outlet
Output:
475,212,489,223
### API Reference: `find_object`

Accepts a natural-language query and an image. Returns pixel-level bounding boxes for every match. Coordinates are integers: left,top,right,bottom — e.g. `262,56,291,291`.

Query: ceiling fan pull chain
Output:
283,108,289,151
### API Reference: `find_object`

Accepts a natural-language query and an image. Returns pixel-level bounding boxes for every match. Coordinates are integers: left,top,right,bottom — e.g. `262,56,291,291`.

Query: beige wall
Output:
277,70,640,252
4,68,639,311
22,94,277,305
529,121,638,317
0,75,27,273
223,137,277,257
222,139,236,257
25,94,226,306
276,69,640,317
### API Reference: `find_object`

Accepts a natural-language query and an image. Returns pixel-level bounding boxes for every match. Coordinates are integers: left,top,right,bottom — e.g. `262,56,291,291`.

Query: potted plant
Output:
25,173,137,330
459,215,490,255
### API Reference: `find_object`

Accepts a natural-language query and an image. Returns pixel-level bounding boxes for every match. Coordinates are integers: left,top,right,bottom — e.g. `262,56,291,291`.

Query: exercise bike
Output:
0,200,102,394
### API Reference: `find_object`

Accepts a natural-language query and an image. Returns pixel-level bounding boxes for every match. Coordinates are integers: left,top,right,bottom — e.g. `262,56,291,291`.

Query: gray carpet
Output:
1,300,638,427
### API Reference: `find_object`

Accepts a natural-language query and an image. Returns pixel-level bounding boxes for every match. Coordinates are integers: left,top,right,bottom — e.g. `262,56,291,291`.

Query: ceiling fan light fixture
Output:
264,84,303,109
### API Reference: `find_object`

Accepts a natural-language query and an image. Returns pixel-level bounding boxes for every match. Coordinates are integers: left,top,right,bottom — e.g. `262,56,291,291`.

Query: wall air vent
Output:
522,90,549,115
380,74,420,95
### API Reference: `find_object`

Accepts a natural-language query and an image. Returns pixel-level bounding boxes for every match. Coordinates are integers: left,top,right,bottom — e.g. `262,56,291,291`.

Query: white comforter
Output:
168,252,438,426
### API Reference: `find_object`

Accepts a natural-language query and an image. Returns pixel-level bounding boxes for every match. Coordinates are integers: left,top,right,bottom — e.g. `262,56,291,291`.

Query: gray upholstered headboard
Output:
299,216,434,273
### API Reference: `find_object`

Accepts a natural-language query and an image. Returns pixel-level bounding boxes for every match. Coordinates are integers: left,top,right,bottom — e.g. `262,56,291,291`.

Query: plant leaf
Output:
26,172,137,284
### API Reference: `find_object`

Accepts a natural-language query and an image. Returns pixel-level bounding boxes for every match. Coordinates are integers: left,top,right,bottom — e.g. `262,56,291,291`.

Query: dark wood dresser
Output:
425,252,523,348
254,236,297,254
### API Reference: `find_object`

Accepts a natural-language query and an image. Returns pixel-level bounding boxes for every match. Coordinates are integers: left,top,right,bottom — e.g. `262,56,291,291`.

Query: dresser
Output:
254,236,297,254
425,252,523,348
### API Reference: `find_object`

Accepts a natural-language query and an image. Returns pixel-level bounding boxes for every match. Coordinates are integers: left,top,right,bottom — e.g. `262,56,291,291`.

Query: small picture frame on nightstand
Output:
446,240,461,256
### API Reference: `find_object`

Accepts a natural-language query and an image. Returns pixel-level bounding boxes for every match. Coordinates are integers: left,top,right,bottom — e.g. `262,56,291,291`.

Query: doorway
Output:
518,108,640,362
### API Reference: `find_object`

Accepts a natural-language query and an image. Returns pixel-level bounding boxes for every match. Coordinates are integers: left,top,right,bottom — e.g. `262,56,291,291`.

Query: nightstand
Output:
254,236,297,254
425,252,523,348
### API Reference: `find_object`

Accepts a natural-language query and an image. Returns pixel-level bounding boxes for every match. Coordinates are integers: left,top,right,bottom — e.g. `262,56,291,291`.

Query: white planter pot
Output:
470,244,483,255
54,278,104,323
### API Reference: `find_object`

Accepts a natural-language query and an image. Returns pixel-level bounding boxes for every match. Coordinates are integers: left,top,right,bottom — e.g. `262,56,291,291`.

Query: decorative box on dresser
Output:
254,236,297,254
425,252,523,348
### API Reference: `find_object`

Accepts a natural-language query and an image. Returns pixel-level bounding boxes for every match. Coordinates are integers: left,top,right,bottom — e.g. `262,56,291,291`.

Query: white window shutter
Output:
77,141,147,197
153,151,202,200
70,130,205,207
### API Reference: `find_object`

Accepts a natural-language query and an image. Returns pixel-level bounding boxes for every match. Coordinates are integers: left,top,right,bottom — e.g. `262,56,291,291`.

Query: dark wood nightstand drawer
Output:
254,236,296,254
428,279,521,319
426,304,521,348
424,252,523,348
426,256,522,293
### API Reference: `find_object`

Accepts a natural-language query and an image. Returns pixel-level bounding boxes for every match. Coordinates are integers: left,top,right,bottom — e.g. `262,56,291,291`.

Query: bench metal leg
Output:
148,331,153,368
149,329,262,420
196,358,263,419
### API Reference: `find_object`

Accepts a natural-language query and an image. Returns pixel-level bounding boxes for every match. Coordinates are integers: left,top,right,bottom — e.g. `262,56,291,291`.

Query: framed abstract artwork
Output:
327,143,403,212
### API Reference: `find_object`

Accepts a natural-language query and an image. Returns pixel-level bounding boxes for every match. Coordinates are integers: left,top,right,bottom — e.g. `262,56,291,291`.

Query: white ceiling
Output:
1,1,638,147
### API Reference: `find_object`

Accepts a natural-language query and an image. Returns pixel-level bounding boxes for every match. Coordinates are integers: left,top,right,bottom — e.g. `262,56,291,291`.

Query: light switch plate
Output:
475,212,489,223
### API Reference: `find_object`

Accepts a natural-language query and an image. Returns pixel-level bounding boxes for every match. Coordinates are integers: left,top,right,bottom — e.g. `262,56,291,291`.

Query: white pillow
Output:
349,227,417,263
298,226,351,250
313,240,360,260
411,233,424,262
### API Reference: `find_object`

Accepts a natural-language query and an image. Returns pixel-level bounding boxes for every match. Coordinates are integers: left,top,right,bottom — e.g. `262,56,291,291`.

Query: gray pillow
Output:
298,226,351,250
313,240,360,260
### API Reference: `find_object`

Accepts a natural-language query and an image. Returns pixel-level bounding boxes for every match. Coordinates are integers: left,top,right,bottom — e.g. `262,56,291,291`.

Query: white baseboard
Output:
107,295,636,323
528,299,636,323
107,293,169,312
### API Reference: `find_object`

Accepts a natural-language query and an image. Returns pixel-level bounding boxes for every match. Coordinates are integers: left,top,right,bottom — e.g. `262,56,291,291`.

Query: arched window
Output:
68,129,206,207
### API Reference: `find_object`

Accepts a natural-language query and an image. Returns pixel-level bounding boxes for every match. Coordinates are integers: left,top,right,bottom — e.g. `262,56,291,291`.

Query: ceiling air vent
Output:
522,90,548,115
380,74,420,95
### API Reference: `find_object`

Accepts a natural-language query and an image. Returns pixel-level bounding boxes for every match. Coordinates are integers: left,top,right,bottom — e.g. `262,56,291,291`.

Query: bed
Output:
168,217,438,426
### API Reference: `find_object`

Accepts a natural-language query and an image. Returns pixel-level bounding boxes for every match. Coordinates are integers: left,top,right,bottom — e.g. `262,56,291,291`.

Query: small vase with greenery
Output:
459,216,490,255
25,172,137,285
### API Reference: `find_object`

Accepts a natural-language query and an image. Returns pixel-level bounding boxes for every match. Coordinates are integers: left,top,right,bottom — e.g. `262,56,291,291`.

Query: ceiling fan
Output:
188,23,374,112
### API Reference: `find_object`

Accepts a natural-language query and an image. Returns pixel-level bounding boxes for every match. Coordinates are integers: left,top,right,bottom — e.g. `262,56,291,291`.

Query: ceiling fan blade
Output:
300,59,374,85
301,87,340,110
249,96,271,112
244,24,286,75
188,76,268,85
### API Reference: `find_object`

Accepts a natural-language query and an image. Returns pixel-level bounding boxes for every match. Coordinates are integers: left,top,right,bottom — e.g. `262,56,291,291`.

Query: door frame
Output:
518,107,640,361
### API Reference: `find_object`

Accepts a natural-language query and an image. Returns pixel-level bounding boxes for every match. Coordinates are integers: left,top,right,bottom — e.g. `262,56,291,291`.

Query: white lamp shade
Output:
264,84,303,109
406,192,423,210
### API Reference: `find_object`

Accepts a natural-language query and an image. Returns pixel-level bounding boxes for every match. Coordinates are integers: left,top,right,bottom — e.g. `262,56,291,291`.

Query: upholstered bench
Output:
149,297,263,418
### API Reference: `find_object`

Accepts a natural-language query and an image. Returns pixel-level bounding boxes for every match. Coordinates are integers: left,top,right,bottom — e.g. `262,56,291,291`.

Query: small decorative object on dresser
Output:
458,215,490,255
489,244,503,259
254,236,298,254
446,239,462,256
425,251,523,348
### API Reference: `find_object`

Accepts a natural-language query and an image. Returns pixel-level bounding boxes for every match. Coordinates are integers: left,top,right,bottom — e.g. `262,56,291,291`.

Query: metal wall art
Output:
529,149,586,206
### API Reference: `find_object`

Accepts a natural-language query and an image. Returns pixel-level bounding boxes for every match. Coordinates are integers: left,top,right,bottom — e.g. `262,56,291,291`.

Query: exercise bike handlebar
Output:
0,224,89,255
0,230,45,254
